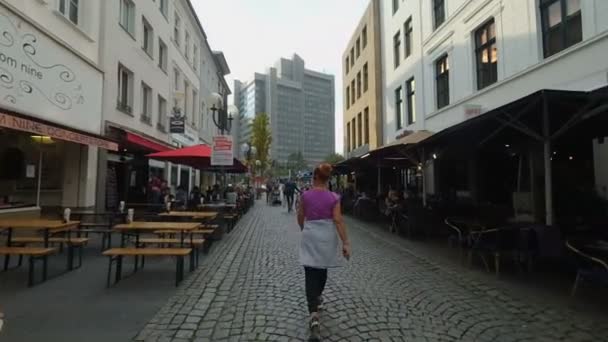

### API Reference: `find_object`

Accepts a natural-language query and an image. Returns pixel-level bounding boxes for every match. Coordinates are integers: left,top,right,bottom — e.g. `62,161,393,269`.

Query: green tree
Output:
287,151,307,172
323,153,345,165
250,113,272,173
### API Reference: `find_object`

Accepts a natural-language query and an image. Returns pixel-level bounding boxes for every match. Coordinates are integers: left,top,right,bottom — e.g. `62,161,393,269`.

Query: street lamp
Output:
209,92,234,135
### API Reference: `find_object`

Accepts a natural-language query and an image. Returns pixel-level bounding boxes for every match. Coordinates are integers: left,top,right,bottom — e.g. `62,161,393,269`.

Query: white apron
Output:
300,219,341,268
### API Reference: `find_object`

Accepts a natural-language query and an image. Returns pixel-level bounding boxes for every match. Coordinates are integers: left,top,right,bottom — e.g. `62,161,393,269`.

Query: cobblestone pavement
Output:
136,202,608,342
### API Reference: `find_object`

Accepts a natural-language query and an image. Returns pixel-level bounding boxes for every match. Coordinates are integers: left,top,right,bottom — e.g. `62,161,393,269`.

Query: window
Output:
350,48,355,67
356,72,362,99
158,95,167,131
184,81,190,123
159,0,168,18
395,87,403,129
185,31,191,59
392,0,399,14
404,17,413,58
345,57,350,74
174,13,181,46
117,64,133,114
193,45,198,71
362,26,368,49
351,80,355,105
351,119,357,149
174,68,180,91
475,19,498,90
119,0,135,35
406,77,416,125
59,0,79,25
540,0,582,58
142,18,153,57
393,31,401,68
433,0,446,29
364,107,369,145
192,89,198,126
346,122,351,152
357,113,362,147
363,63,368,92
435,55,450,109
346,86,350,109
356,38,361,58
141,83,152,124
158,39,167,71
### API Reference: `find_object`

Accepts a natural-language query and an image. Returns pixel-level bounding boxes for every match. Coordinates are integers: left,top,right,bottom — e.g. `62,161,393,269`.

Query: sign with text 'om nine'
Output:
211,135,233,166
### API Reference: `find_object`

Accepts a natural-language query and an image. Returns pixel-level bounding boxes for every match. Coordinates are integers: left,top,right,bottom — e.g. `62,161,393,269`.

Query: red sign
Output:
211,135,233,166
0,111,118,151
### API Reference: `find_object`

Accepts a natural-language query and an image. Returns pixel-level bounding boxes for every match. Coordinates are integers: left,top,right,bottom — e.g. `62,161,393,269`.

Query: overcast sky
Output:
192,0,370,154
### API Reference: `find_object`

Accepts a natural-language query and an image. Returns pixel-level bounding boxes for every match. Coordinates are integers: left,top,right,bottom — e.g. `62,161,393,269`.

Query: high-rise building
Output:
342,0,384,159
234,54,335,166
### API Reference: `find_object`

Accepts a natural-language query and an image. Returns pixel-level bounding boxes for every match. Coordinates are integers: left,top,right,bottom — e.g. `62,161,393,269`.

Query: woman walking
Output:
297,163,351,340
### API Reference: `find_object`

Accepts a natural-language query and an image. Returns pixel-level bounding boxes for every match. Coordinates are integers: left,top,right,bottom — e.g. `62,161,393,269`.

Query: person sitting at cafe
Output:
189,186,202,209
175,184,188,209
385,190,401,233
225,185,238,205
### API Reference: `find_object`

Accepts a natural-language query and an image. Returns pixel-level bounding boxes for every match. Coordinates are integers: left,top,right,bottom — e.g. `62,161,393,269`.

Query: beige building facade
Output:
342,0,383,159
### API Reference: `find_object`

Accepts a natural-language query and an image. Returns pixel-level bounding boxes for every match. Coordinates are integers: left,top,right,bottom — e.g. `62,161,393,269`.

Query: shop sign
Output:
0,5,103,133
0,111,118,150
211,135,233,166
464,104,483,119
169,107,185,133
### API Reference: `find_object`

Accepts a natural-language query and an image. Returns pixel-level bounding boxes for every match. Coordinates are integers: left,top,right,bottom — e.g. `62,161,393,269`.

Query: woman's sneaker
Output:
309,313,320,341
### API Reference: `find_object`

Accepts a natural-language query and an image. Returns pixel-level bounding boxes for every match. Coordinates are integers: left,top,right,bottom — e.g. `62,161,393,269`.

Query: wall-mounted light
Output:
504,144,510,148
569,156,574,161
361,153,370,159
31,135,54,144
432,153,438,160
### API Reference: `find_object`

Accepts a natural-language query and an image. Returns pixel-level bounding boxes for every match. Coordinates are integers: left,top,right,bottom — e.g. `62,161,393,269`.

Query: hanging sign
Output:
169,107,185,133
211,135,234,166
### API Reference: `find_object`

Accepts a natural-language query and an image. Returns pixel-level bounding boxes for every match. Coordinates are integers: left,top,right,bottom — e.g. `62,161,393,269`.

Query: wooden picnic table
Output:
0,219,81,247
112,221,201,248
198,203,237,209
158,211,218,220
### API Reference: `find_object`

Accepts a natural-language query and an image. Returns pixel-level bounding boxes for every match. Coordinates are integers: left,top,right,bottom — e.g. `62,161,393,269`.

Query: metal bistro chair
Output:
565,239,608,296
469,225,534,277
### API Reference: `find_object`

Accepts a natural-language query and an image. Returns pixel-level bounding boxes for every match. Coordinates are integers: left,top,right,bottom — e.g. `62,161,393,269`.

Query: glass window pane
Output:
547,2,562,27
567,0,581,16
490,45,498,63
566,14,582,46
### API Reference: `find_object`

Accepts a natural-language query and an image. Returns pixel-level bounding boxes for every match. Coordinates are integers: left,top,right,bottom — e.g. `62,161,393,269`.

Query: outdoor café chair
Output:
565,239,608,296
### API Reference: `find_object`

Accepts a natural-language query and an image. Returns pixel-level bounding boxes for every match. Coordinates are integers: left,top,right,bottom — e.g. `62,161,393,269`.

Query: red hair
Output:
313,163,333,182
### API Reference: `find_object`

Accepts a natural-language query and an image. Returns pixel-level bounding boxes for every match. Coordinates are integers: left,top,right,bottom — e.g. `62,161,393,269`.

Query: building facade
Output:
381,0,608,143
342,0,384,159
95,0,230,208
234,54,335,166
0,0,115,216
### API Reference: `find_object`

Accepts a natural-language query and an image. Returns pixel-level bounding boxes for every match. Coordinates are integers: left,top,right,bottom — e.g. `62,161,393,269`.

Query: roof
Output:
213,51,231,76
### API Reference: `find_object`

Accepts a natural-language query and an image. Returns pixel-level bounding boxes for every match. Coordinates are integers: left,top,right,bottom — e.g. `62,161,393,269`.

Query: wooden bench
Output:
0,247,57,286
10,237,89,270
138,237,206,262
102,248,192,287
223,213,239,233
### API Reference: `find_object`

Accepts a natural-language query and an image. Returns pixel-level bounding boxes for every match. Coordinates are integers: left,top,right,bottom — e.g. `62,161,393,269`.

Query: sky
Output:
191,0,371,155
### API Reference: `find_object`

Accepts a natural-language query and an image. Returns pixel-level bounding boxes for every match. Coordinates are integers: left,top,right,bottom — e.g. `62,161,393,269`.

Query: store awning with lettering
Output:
0,110,118,151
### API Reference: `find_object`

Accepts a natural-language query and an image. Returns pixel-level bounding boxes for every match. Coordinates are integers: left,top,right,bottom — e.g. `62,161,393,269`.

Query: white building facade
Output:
381,0,608,142
0,0,115,215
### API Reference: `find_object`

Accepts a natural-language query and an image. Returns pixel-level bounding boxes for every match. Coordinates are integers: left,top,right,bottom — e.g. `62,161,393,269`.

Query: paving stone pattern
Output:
136,203,608,341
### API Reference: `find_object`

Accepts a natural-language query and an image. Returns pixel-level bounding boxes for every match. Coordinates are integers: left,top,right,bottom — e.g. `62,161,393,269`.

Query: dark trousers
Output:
304,266,328,313
286,193,295,210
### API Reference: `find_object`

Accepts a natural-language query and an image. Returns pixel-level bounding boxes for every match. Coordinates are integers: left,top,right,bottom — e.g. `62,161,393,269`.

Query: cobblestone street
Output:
136,202,608,342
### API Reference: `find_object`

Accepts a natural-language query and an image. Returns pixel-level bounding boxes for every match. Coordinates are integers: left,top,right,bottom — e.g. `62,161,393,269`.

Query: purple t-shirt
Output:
302,189,339,221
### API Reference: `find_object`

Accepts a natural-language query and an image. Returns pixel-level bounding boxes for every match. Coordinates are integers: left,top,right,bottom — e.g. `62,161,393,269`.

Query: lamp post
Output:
209,92,234,135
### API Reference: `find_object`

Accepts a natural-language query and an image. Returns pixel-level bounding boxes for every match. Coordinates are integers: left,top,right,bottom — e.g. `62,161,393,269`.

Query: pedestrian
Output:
284,178,300,213
297,163,351,340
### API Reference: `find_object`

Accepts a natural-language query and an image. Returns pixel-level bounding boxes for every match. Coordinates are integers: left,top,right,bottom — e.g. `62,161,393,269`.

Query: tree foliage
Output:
323,153,345,165
287,151,307,172
249,113,272,173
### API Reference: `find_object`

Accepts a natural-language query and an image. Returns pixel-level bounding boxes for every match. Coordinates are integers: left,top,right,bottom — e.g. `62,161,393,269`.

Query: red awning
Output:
147,144,247,173
125,132,173,152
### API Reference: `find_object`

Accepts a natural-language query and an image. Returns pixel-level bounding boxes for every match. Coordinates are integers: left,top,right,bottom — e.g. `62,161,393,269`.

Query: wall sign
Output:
0,5,103,133
169,107,185,133
0,111,118,150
